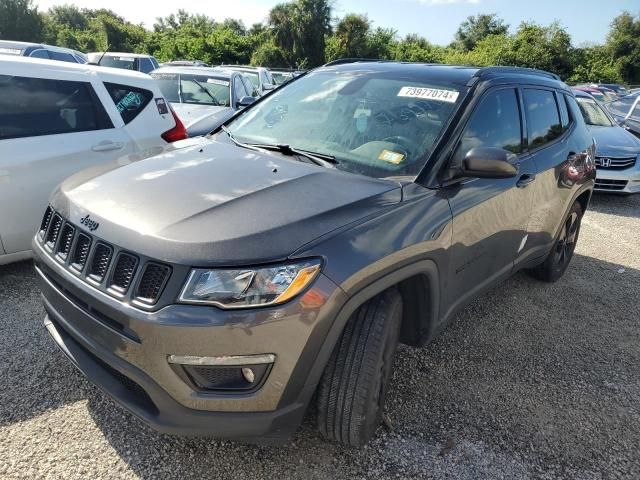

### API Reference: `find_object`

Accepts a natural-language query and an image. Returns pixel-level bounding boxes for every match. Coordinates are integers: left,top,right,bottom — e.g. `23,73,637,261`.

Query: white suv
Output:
0,56,187,265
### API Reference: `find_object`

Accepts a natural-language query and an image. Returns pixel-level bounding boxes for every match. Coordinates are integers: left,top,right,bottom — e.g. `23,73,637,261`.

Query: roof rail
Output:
475,66,561,81
324,58,393,66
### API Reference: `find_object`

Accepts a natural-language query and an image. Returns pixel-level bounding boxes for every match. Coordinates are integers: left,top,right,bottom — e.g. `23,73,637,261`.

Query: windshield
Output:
576,97,613,126
607,96,639,118
226,69,463,178
99,55,139,70
151,73,230,107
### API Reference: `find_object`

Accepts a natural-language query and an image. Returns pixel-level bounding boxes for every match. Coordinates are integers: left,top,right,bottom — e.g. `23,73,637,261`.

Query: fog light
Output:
242,367,255,383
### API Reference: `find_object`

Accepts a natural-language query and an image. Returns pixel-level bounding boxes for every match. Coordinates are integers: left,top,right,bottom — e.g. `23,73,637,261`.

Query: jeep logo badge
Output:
80,215,100,232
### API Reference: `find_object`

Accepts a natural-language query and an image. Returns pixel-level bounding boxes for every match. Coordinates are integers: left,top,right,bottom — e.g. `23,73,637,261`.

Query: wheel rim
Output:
555,212,579,267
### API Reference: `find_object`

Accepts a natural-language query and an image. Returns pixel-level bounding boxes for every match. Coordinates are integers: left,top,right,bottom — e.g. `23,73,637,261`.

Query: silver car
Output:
150,66,256,137
222,65,276,96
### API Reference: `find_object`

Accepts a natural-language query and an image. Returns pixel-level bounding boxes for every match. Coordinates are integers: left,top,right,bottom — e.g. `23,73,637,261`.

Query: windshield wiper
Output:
220,125,264,153
189,78,220,106
220,127,338,168
246,143,338,168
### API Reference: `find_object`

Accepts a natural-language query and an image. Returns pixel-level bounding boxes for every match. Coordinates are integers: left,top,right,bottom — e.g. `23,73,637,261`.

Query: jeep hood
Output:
52,139,402,266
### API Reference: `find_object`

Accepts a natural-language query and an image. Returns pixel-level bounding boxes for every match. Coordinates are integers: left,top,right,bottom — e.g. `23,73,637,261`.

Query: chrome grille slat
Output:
56,223,75,260
135,263,171,305
88,243,113,283
109,253,139,294
39,207,53,238
71,233,92,271
595,156,637,170
38,206,172,307
45,214,63,249
594,179,628,191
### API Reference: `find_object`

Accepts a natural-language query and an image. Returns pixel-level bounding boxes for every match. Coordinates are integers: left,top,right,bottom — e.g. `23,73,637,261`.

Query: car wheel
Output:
530,201,583,283
317,288,402,446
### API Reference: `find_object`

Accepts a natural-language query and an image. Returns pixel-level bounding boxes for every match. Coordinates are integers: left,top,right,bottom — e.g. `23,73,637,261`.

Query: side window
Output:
0,76,113,140
139,58,154,74
452,88,522,168
104,82,153,124
241,77,257,97
558,92,570,130
233,78,247,102
523,89,562,148
29,49,50,59
49,51,76,63
150,57,160,70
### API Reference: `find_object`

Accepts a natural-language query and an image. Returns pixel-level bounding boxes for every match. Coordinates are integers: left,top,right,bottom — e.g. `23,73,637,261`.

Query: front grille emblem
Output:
80,214,100,232
599,158,611,168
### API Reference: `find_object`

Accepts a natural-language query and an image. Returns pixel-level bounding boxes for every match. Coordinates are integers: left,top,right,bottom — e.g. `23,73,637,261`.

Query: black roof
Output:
321,59,563,88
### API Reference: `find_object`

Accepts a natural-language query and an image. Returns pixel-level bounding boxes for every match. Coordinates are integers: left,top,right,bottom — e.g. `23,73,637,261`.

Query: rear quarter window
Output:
104,82,153,124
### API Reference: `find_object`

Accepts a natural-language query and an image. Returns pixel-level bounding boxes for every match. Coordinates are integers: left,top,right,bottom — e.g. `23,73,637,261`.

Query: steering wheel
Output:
382,135,420,156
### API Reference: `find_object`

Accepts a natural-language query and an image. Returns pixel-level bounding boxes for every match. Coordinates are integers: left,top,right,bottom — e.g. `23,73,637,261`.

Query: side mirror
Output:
237,96,255,107
462,147,518,178
262,83,276,91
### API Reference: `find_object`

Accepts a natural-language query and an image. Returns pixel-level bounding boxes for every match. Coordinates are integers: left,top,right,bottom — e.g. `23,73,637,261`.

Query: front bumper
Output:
35,246,346,441
595,165,640,194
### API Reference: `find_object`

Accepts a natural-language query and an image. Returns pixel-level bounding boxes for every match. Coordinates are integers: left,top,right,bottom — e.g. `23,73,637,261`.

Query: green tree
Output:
606,11,640,83
454,13,508,51
326,14,370,61
394,34,444,63
268,0,331,67
0,0,43,42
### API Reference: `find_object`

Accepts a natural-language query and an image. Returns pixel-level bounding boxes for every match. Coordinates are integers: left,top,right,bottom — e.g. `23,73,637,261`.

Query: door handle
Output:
91,141,124,152
516,174,536,188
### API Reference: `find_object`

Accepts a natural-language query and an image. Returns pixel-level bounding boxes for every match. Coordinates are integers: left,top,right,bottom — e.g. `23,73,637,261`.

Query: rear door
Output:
444,87,537,317
102,82,175,151
516,88,577,265
0,73,133,254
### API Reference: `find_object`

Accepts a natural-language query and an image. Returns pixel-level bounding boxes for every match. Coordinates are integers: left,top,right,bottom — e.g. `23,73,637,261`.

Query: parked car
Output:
594,83,627,96
0,40,87,63
88,52,160,74
574,90,640,194
150,66,256,137
0,56,186,265
162,60,210,67
222,65,275,95
33,61,594,447
573,86,609,103
270,69,294,86
605,92,640,138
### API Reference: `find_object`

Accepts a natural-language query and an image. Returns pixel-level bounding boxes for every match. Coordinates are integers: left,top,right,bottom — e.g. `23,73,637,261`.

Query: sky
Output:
33,0,640,46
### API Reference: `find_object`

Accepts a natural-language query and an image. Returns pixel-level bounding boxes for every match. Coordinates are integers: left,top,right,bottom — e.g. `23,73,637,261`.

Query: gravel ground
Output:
0,194,639,479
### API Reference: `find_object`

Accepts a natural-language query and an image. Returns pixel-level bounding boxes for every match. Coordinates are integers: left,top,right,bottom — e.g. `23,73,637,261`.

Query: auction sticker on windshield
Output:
398,87,459,103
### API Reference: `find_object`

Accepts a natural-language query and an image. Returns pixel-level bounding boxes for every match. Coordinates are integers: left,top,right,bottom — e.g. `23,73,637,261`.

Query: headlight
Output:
179,259,322,308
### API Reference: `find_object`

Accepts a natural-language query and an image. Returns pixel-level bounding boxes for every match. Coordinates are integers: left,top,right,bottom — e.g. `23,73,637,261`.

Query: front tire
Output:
317,288,402,446
530,201,583,282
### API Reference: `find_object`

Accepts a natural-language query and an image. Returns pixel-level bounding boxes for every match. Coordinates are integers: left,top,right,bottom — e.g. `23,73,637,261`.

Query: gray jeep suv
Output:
33,60,595,446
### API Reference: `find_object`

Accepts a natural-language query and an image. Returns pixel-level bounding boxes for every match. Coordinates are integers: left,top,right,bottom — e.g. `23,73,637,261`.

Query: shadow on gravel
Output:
0,261,91,427
80,254,639,479
589,192,640,219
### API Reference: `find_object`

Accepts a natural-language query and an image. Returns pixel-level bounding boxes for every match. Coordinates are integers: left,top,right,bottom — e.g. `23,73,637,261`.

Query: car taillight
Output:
161,105,188,142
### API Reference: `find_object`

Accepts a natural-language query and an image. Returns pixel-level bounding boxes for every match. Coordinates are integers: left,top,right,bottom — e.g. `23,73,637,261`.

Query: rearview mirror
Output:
462,147,518,178
237,96,255,107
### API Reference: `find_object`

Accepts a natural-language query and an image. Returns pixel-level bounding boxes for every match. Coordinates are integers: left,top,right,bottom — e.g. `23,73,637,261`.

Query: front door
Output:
442,87,536,319
0,74,132,254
